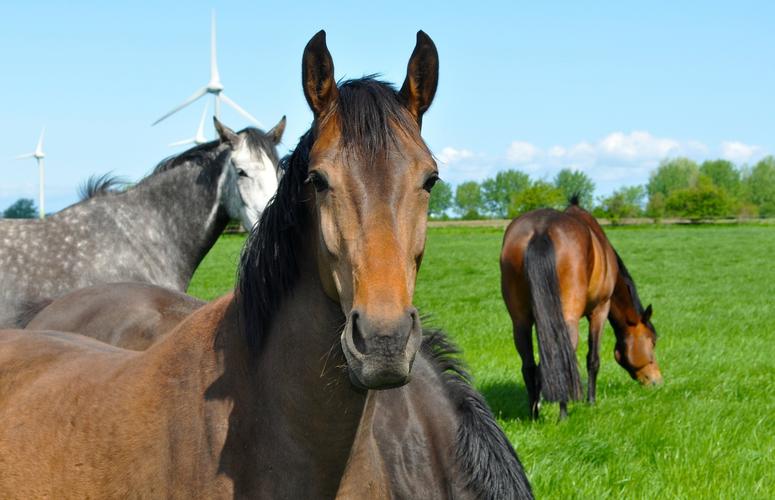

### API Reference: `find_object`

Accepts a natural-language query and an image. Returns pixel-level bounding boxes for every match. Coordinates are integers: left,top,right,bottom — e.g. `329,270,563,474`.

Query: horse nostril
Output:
350,310,367,355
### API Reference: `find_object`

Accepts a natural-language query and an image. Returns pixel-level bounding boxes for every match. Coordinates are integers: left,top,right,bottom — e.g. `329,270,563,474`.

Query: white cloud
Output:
506,141,540,164
547,146,566,158
436,147,474,164
720,141,761,164
597,131,680,161
435,132,767,197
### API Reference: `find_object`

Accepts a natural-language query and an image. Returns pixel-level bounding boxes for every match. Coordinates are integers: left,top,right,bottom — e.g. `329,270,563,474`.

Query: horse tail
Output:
524,232,582,403
14,298,53,328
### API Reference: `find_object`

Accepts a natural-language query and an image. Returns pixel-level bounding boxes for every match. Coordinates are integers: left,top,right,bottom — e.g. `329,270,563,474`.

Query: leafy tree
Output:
507,181,564,218
427,180,452,218
646,192,666,218
664,177,733,219
647,158,699,198
3,198,37,219
700,159,740,196
454,181,483,219
481,169,530,218
595,186,645,222
747,156,775,217
553,169,595,208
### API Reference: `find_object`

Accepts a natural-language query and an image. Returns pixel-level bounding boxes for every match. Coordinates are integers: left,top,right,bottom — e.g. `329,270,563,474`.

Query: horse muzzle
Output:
341,307,422,390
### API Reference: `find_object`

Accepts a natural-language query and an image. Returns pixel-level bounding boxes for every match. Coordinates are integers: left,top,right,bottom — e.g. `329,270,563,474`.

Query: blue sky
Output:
2,1,773,212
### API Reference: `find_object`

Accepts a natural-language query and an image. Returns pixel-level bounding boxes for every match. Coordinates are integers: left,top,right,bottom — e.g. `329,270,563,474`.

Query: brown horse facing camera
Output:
500,197,662,420
0,30,453,498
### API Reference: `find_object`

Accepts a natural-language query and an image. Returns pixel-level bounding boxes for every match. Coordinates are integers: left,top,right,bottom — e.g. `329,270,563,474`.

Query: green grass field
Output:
189,225,775,499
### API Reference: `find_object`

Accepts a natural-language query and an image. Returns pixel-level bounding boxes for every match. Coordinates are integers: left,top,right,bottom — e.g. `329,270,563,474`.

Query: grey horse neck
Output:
124,154,231,287
0,144,231,327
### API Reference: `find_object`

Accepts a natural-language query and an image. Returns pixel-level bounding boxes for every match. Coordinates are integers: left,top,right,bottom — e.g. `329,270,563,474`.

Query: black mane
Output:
421,329,534,500
237,77,421,352
614,251,656,331
150,126,276,179
77,173,127,200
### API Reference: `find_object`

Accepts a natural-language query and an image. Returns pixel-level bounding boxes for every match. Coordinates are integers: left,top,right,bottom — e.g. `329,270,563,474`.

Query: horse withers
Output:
0,30,467,498
500,197,662,420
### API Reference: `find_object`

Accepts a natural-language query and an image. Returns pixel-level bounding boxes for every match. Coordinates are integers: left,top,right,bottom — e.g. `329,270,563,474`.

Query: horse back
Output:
501,208,615,318
0,295,237,498
25,282,206,350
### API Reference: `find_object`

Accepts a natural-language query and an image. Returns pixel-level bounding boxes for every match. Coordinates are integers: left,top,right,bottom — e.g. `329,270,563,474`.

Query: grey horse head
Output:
215,116,286,230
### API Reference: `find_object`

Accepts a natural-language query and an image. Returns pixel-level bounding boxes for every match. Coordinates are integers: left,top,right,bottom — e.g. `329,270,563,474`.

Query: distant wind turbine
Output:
152,10,262,128
15,128,46,219
169,102,210,147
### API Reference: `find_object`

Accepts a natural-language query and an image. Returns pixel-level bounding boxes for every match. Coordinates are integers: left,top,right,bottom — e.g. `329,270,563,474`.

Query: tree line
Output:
429,156,775,221
4,156,775,221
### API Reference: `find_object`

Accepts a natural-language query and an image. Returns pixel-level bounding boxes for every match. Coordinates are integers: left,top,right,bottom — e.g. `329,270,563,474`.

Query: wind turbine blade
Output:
196,102,209,137
15,153,35,160
210,10,220,84
152,86,209,126
169,138,196,147
36,127,46,154
220,93,263,127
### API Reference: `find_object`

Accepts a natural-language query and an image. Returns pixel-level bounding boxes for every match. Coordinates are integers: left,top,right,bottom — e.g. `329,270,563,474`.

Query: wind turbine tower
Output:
15,128,46,219
153,10,262,128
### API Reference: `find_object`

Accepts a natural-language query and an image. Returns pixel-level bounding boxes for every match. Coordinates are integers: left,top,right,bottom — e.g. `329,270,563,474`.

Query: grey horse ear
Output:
268,116,286,145
214,117,240,146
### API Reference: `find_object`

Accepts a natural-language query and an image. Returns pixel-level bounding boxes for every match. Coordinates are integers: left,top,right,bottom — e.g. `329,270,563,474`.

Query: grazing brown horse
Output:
20,282,533,499
0,30,447,498
500,196,662,420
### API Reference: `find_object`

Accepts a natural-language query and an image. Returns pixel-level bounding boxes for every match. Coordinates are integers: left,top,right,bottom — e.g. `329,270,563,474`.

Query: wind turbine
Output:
169,102,210,147
15,128,46,219
152,10,262,128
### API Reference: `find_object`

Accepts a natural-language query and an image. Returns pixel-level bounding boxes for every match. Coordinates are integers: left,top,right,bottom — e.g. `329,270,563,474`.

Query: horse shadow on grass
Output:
479,379,534,422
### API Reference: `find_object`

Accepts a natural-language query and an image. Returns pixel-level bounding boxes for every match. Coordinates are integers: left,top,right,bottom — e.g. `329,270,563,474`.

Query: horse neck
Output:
127,162,230,288
213,243,365,497
609,271,637,333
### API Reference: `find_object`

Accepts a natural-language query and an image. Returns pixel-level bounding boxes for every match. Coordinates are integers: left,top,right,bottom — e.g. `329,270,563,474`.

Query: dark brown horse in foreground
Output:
0,31,531,498
500,197,662,420
0,30,434,497
22,283,532,499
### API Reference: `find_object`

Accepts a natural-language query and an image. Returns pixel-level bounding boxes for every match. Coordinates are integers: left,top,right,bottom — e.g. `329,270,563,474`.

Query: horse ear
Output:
268,116,286,145
302,30,338,118
399,31,439,128
642,304,653,323
214,117,240,146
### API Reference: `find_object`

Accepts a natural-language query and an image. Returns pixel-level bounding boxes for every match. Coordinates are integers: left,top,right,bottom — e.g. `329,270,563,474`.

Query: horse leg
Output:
513,319,539,419
586,301,610,404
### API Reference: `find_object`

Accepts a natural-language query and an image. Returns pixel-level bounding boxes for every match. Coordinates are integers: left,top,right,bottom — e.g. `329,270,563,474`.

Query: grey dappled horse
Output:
0,117,285,326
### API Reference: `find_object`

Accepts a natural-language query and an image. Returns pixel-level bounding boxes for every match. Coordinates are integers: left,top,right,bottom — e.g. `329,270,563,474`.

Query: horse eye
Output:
306,171,329,192
423,174,440,193
236,168,249,178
